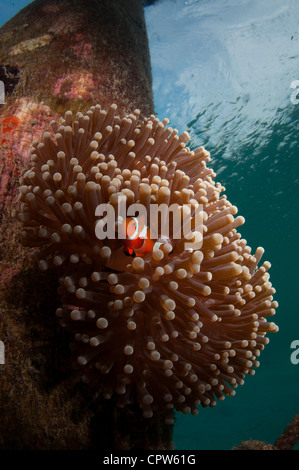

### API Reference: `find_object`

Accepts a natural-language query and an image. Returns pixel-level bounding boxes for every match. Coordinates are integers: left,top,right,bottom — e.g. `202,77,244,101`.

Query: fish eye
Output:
124,248,136,257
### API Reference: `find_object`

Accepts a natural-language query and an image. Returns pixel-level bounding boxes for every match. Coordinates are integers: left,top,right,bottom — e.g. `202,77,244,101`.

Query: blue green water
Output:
145,0,299,450
1,0,298,451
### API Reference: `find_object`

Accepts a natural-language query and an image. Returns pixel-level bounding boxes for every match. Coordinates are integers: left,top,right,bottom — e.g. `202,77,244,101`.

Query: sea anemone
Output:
14,103,278,423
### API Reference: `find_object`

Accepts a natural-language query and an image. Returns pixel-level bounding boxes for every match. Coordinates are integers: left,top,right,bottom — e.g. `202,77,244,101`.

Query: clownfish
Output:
122,217,167,258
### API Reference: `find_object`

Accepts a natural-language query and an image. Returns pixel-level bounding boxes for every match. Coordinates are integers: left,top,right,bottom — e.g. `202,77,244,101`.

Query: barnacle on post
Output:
14,103,278,423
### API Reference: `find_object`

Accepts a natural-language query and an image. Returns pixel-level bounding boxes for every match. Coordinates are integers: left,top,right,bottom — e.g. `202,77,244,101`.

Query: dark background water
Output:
1,0,299,451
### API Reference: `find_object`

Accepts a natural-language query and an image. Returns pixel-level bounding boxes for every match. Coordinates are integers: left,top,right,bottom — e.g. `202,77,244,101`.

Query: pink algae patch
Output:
0,265,21,287
72,34,93,59
0,98,59,204
1,115,21,178
52,72,94,101
0,171,10,194
8,98,58,163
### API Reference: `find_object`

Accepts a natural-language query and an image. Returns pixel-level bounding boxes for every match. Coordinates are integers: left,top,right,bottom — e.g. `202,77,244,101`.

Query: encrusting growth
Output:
14,103,278,424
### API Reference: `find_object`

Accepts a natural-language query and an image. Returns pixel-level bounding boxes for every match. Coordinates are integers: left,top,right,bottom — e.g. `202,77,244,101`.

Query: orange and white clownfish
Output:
122,216,167,258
